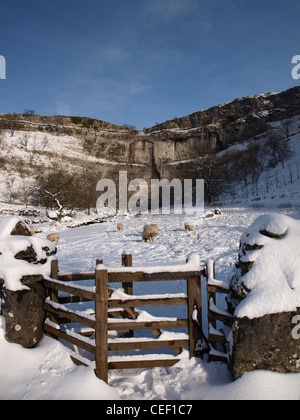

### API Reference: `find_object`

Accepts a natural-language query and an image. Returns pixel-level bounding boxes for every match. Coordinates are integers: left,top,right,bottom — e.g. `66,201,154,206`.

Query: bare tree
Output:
72,164,100,214
40,134,49,151
20,132,30,149
19,180,36,208
44,189,64,212
23,109,35,116
230,150,251,187
4,177,18,204
193,155,223,203
35,164,77,210
266,131,291,169
247,142,265,194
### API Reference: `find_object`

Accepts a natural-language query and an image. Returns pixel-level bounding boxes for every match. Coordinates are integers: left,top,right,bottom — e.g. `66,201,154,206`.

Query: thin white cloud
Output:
55,101,72,116
145,0,198,16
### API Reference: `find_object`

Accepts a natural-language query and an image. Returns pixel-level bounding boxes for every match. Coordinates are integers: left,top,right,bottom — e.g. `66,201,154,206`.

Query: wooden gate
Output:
44,254,208,383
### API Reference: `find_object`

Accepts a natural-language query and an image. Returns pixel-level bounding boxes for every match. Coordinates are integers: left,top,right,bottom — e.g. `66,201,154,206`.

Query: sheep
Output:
117,223,124,232
142,224,159,242
144,224,159,236
47,233,60,245
185,223,194,232
29,225,36,235
142,229,155,242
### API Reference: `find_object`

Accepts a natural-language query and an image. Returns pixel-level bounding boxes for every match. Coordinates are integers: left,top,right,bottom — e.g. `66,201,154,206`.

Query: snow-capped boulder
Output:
228,213,300,317
0,217,57,348
202,211,215,219
228,213,300,379
10,219,33,236
0,217,57,290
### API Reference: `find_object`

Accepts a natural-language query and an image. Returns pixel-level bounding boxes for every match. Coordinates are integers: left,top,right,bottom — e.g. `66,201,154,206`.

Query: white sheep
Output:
117,223,124,232
142,224,159,242
185,223,194,232
29,225,36,235
47,233,60,245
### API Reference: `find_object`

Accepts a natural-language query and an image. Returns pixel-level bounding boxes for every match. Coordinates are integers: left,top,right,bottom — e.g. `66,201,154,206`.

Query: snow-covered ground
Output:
1,206,300,400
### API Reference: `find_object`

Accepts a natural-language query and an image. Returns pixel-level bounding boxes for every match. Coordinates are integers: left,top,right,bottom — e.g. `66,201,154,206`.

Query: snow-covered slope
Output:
218,115,300,207
0,129,121,203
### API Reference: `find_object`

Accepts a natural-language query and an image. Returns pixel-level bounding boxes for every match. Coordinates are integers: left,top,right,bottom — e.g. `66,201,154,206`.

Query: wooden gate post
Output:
122,253,136,333
47,260,59,326
50,259,59,300
206,258,217,330
0,278,4,316
187,275,202,358
94,266,109,383
122,253,133,298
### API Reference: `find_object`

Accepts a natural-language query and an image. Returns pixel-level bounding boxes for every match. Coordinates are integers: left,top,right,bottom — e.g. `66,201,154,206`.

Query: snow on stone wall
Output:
229,213,300,319
0,216,56,291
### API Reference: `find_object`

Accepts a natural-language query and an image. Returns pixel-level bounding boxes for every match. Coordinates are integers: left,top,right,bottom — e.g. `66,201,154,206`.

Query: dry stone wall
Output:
0,218,56,348
227,214,300,379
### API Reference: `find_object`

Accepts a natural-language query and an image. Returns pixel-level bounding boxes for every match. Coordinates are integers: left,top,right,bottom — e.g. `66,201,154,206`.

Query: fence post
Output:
50,259,59,304
206,259,217,330
187,275,202,358
94,266,109,383
43,259,60,340
122,253,133,299
122,253,135,336
122,253,132,267
50,258,59,282
0,278,4,316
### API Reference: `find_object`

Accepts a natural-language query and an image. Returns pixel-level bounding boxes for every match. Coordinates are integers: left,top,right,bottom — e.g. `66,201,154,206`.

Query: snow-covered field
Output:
1,206,300,400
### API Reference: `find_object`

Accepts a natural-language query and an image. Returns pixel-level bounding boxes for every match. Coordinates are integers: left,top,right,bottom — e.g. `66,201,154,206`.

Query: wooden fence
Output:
43,255,207,383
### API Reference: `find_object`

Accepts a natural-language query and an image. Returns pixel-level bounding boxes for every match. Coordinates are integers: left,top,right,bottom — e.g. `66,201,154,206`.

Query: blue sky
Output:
0,0,299,129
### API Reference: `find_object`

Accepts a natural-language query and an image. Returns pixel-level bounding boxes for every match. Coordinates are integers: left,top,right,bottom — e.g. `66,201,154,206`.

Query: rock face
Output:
228,213,300,380
1,87,300,185
85,86,300,186
231,310,300,380
145,86,300,152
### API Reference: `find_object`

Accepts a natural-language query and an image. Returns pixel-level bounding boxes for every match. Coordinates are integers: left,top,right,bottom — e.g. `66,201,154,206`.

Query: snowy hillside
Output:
218,115,300,207
1,115,299,211
0,129,125,206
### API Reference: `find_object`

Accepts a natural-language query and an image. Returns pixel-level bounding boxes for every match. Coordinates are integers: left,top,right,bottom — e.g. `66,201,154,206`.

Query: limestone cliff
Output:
79,86,300,181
